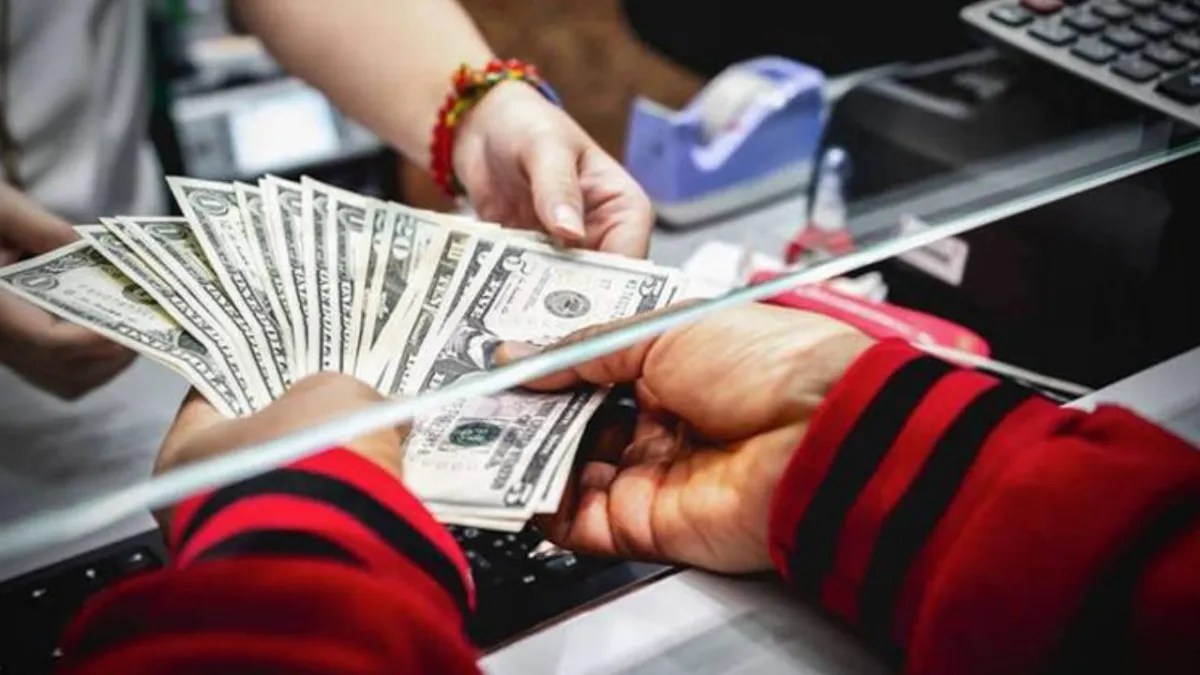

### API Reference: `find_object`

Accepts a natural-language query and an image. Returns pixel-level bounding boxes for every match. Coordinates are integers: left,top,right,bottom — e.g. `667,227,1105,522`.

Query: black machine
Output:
963,0,1200,128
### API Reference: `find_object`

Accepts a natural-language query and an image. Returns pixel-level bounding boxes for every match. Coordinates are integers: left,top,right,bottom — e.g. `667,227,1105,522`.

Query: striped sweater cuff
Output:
768,339,1054,651
170,447,474,619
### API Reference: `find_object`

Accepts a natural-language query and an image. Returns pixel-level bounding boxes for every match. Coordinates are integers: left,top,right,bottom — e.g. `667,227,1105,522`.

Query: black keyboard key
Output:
465,550,502,586
499,538,526,563
1022,0,1064,13
1112,56,1162,81
1173,31,1200,53
1071,36,1120,61
540,553,581,580
75,565,109,599
1157,66,1200,102
990,4,1035,26
1131,14,1174,38
516,531,540,553
1144,42,1189,68
1104,25,1148,48
115,548,162,576
1030,20,1079,44
24,583,54,608
1064,9,1107,32
1160,4,1199,27
1119,0,1158,10
1095,1,1135,21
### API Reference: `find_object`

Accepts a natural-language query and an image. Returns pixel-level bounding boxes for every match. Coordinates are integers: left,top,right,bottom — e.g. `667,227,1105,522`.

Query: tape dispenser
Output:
625,57,825,227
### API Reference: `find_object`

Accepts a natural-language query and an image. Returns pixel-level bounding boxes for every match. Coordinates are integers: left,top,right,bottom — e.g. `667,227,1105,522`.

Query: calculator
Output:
962,0,1200,127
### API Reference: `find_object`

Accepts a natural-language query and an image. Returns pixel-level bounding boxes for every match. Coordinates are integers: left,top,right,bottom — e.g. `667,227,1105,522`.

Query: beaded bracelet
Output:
430,58,562,197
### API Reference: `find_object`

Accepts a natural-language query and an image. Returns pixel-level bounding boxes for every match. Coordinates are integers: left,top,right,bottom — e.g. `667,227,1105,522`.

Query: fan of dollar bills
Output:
0,176,685,531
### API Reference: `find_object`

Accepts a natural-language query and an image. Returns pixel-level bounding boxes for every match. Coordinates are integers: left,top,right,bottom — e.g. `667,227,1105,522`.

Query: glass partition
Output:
3,120,1198,564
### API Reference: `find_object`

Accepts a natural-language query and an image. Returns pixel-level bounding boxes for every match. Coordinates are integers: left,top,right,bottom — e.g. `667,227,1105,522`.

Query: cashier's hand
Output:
453,80,652,258
495,304,873,573
155,373,406,526
0,183,135,398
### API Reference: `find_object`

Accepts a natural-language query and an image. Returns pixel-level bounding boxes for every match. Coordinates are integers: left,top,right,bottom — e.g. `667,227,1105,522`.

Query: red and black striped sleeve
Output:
57,448,479,675
769,339,1200,674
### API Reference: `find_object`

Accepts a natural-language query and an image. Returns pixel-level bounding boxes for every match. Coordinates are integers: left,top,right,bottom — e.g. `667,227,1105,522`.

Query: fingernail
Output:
494,341,539,367
553,205,585,239
580,462,618,491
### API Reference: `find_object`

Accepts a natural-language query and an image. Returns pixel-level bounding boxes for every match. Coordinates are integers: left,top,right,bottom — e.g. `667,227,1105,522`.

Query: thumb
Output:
493,305,692,390
161,373,404,479
525,140,586,244
0,183,77,254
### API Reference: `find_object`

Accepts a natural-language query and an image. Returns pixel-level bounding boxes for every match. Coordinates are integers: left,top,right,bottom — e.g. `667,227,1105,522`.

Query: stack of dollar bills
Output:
0,176,685,531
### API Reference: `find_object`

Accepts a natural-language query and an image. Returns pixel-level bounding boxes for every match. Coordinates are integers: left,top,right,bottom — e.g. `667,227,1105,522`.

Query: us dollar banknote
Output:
0,242,246,417
300,177,341,373
406,217,550,358
260,176,309,365
402,240,683,520
350,205,390,372
371,212,538,393
169,177,290,394
369,210,518,349
367,211,442,340
310,178,376,370
235,182,297,373
414,240,681,391
404,388,605,521
78,224,266,411
354,204,399,375
115,216,280,407
374,225,472,395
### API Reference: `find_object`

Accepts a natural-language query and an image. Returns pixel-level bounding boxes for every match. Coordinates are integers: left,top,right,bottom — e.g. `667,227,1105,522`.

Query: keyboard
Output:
0,533,167,675
444,525,634,648
962,0,1200,127
0,526,646,674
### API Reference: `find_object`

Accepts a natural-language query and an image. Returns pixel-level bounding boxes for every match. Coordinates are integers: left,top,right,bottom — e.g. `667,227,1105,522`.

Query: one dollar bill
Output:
0,241,246,417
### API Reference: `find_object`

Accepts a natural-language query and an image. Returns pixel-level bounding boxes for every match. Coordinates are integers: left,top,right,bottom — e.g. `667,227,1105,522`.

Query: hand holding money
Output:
0,183,134,398
496,303,872,573
155,373,403,524
453,81,653,258
0,175,683,531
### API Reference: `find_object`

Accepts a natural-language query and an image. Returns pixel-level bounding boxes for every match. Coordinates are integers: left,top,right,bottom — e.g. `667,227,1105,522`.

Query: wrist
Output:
450,79,545,180
724,331,874,572
758,332,874,565
430,59,559,196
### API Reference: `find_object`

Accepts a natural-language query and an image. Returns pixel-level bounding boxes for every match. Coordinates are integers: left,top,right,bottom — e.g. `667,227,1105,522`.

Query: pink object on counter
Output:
752,271,991,357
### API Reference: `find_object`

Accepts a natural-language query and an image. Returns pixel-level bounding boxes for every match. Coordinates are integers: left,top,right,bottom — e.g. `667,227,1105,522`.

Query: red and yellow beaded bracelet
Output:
430,58,561,197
